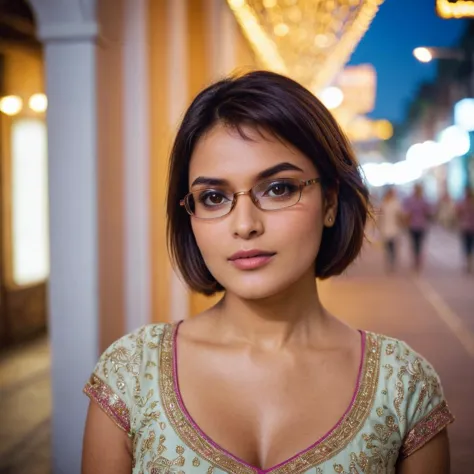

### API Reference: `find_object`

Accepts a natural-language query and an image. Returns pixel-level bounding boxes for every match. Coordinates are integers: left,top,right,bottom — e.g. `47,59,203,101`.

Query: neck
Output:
213,270,328,350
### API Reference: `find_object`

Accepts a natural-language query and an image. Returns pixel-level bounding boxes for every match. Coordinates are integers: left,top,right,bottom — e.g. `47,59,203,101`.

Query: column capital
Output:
27,0,98,42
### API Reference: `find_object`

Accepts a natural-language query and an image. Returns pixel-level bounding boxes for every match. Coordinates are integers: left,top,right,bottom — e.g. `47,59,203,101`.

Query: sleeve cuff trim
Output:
83,373,131,434
401,400,454,459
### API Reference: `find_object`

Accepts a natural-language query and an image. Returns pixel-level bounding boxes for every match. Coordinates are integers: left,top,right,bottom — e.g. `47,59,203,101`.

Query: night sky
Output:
349,0,468,124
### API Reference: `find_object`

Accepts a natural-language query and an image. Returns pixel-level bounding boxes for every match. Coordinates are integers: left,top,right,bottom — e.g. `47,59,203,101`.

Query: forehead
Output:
189,124,317,185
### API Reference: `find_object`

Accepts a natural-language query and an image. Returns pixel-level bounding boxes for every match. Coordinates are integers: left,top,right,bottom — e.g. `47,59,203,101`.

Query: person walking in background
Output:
456,186,474,274
403,183,432,273
379,187,403,272
437,190,456,230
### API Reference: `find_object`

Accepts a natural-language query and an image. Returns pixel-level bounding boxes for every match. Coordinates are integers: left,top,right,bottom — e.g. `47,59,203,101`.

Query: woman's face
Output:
188,124,337,300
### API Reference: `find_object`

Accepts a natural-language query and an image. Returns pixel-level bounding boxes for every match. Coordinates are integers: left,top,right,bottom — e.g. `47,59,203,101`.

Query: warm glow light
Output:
0,95,23,116
374,119,393,140
274,23,289,37
436,0,474,19
413,47,433,63
226,0,386,94
29,93,48,113
319,86,344,110
11,118,50,285
263,0,277,7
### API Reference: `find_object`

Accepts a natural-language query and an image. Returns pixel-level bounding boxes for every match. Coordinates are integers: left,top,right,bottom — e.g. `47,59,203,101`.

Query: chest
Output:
175,343,362,470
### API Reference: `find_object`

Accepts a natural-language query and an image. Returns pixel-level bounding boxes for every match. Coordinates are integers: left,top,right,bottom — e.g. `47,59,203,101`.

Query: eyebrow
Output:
190,162,304,188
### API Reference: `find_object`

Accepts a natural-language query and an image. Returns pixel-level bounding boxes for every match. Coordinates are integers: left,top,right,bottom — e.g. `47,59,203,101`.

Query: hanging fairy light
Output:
0,95,23,116
226,0,386,94
436,0,474,19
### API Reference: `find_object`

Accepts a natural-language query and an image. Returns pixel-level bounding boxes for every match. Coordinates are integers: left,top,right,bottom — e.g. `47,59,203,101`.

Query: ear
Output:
324,187,338,228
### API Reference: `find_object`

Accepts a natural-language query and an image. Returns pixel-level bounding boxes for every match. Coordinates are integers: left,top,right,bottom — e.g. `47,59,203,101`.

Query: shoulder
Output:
83,323,171,434
368,332,455,458
95,323,169,376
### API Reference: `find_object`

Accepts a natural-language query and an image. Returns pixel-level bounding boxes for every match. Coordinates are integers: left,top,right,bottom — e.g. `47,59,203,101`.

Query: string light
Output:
29,93,48,113
0,95,23,116
226,0,386,94
436,0,474,19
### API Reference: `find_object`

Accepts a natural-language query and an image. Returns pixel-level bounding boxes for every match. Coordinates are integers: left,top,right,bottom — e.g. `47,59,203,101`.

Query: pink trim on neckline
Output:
172,321,367,473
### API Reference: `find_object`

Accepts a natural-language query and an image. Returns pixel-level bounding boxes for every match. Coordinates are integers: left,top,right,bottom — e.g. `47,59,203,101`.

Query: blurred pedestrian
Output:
379,187,403,272
437,190,456,230
403,183,432,272
456,186,474,274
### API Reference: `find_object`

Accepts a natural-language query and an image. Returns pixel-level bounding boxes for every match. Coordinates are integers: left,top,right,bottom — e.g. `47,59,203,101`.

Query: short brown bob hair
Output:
167,70,370,296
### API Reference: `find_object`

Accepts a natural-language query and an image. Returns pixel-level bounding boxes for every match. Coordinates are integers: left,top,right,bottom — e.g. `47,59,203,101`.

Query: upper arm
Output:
81,328,145,473
390,341,455,471
82,401,132,474
397,429,450,474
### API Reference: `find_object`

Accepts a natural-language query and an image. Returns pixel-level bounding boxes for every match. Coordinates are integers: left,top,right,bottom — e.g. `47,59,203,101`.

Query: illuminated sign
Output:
436,0,474,19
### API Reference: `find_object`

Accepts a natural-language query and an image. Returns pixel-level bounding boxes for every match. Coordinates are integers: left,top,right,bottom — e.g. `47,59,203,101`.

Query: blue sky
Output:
348,0,468,123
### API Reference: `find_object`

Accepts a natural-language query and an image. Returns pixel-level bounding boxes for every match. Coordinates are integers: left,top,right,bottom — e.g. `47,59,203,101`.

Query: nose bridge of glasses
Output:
233,189,259,203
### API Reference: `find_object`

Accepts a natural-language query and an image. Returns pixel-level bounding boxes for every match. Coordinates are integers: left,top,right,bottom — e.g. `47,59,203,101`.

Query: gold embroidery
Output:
383,364,393,381
394,365,407,421
376,408,384,417
385,344,395,356
160,325,382,474
391,343,442,423
83,374,131,433
193,457,201,467
334,414,401,473
146,434,187,473
401,401,454,458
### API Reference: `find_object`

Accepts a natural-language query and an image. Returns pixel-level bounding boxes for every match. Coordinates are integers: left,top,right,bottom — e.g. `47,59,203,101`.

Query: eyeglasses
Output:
180,177,321,219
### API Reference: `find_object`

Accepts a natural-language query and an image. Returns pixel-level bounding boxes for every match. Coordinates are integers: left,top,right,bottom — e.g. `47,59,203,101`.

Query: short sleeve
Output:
395,341,455,458
83,326,149,435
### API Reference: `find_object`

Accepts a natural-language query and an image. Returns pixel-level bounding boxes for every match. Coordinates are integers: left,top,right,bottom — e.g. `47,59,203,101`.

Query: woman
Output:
82,71,454,474
378,187,403,272
457,186,474,274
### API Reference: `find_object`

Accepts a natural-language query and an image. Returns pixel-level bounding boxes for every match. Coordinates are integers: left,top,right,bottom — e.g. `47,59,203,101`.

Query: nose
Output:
230,192,264,240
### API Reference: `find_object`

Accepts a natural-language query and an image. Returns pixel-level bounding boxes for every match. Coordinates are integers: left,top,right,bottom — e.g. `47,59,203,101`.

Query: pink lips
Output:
228,249,276,270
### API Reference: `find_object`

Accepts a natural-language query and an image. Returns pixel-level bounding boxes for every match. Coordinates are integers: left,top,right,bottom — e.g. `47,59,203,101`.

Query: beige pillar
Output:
28,0,154,471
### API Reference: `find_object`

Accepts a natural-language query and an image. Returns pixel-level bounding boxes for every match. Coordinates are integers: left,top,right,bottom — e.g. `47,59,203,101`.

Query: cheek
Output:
191,220,226,263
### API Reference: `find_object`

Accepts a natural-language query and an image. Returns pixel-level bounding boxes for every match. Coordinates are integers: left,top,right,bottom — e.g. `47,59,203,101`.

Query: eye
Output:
262,180,299,199
198,190,231,207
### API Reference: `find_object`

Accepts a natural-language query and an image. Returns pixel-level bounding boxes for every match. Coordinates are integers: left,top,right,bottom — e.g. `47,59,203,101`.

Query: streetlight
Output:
413,46,474,96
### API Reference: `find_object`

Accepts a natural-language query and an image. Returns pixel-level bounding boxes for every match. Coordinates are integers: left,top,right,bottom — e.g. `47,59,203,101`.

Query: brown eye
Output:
198,190,230,208
269,184,286,196
262,180,299,199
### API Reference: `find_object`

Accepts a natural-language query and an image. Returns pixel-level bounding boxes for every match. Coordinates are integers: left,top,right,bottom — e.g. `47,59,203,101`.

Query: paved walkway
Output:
0,226,472,474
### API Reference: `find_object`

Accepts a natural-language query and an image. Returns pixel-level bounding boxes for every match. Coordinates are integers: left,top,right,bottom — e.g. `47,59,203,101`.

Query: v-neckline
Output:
159,322,381,474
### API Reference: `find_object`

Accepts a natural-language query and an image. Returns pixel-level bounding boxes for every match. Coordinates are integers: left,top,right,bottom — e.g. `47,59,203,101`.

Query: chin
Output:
220,273,302,301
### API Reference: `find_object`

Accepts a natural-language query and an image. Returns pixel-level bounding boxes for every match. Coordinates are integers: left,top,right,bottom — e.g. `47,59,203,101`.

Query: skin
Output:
82,124,450,473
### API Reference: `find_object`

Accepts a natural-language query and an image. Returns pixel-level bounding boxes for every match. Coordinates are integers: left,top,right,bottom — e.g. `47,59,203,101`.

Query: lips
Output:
228,249,276,261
